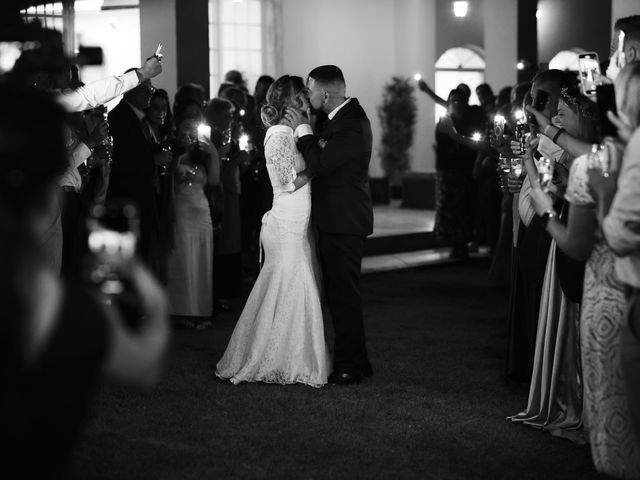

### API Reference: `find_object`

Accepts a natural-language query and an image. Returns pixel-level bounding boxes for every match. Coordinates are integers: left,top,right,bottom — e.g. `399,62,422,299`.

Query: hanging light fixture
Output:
453,1,469,18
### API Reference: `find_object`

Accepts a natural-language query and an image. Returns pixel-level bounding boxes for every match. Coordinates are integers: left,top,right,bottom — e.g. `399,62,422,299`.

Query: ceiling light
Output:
453,1,469,18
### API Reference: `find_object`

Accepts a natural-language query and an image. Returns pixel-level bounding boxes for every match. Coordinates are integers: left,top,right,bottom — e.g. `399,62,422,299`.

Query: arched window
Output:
548,48,586,71
434,46,485,119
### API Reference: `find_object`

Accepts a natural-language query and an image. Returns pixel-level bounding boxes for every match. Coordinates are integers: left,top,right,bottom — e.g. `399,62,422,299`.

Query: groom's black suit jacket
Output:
297,98,374,237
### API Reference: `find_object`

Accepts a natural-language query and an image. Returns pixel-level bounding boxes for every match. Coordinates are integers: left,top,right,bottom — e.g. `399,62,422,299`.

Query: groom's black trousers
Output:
317,232,370,375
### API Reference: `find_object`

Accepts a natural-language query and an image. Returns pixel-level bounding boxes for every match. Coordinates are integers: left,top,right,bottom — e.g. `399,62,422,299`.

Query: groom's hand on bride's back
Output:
282,107,308,131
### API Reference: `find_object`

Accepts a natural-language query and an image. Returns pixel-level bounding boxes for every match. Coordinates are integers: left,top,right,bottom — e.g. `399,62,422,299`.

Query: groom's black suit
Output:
297,98,373,377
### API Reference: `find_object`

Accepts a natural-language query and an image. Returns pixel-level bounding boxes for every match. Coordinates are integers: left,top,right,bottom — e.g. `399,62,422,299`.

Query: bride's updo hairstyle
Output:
261,75,306,127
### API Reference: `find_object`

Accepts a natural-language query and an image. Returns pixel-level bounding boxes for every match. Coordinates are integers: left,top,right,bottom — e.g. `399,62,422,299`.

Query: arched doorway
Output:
434,46,486,119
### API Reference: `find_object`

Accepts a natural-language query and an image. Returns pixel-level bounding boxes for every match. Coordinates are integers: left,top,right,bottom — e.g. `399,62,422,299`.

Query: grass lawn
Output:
71,260,607,479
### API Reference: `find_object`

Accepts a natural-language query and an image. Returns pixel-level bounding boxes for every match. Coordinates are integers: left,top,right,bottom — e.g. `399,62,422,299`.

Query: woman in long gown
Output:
530,138,640,476
510,89,598,442
216,75,330,387
166,114,220,323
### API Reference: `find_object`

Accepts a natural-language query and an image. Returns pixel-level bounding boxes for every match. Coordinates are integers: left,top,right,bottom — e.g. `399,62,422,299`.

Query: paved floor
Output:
371,200,434,238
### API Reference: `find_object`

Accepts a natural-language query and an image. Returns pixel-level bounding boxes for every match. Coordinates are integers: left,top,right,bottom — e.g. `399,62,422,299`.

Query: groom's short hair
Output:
308,65,345,87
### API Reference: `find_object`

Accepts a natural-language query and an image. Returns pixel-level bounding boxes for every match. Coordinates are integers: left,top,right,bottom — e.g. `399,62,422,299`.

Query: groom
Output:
287,65,374,385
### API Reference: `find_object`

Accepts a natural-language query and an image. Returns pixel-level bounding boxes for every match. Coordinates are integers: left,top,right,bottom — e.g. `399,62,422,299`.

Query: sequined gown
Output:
216,125,330,387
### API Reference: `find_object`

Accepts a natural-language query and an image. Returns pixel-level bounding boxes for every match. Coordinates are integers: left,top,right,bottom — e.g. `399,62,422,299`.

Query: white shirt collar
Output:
327,97,351,120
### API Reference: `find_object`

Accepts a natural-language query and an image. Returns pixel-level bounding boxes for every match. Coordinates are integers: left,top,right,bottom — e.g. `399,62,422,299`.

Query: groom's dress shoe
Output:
328,372,362,386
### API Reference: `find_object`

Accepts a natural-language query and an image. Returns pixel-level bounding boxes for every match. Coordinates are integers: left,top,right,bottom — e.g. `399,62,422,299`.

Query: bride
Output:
215,75,330,387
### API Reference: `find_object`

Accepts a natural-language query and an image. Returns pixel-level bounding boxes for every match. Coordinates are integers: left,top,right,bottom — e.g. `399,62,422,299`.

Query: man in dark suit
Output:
291,65,374,385
107,72,171,266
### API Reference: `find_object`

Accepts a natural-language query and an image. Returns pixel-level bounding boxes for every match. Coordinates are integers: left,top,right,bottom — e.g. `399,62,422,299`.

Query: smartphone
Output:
197,123,211,141
596,83,617,139
85,200,139,295
578,52,601,97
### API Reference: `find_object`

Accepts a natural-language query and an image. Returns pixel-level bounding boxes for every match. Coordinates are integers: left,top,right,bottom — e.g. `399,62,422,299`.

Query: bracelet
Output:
543,124,555,138
552,128,565,144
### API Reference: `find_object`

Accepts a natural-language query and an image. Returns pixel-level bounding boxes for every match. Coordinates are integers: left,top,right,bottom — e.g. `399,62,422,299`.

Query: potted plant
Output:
377,76,417,200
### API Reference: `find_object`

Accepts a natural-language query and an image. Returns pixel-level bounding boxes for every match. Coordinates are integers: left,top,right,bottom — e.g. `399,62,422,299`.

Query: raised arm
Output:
529,155,597,261
56,57,162,112
526,105,591,158
265,130,310,192
601,131,640,256
417,79,448,109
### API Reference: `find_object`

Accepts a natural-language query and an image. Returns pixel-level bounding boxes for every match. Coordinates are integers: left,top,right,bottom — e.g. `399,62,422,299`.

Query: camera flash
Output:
413,73,422,82
471,132,482,142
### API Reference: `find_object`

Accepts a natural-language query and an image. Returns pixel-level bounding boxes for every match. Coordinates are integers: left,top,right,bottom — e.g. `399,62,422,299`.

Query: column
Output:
484,0,519,90
175,0,210,98
518,0,537,82
394,0,437,173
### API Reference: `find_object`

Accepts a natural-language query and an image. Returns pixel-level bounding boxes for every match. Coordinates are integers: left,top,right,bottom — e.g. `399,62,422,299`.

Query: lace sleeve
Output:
565,154,595,206
265,131,298,187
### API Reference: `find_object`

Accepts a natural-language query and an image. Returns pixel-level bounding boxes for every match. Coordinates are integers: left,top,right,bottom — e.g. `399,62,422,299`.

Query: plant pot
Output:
390,185,403,200
400,172,436,209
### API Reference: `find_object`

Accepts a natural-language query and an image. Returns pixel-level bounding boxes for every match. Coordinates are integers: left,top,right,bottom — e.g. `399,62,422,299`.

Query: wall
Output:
537,0,612,63
280,0,396,177
75,5,141,110
611,0,640,32
394,0,437,174
436,0,484,58
140,0,178,101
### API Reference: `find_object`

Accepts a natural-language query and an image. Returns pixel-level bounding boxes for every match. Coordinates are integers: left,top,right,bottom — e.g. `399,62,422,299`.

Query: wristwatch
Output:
540,209,557,227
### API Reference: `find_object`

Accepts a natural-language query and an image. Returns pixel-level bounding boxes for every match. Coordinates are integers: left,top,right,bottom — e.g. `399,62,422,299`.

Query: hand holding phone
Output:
579,52,601,97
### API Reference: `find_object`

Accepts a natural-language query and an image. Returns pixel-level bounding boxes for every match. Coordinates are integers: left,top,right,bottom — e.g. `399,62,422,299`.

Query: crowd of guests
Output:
419,14,640,479
57,65,278,329
4,5,640,478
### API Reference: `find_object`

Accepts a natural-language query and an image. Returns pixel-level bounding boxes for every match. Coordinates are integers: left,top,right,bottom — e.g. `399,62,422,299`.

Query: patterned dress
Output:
566,154,640,478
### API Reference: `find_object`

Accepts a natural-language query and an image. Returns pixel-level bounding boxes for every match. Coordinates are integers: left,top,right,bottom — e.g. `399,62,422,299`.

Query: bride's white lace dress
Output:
215,125,330,387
